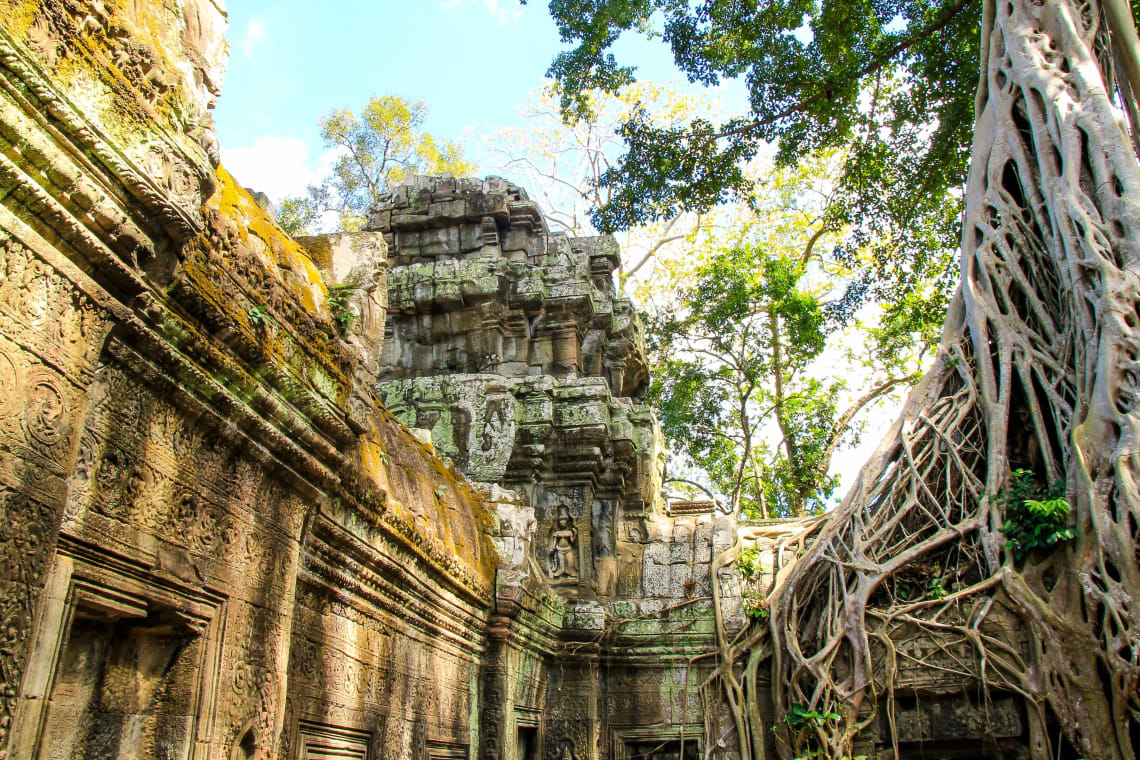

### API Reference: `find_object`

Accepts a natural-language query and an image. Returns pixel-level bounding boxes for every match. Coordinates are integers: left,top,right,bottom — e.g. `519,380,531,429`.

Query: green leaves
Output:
649,244,839,517
736,547,765,580
275,95,474,236
782,703,841,729
246,304,269,328
995,469,1078,561
737,547,773,619
276,193,326,237
325,282,359,337
545,0,969,316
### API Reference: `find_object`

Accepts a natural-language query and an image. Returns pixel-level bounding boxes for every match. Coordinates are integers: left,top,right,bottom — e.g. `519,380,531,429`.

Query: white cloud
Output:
440,0,522,24
221,136,336,203
241,19,267,57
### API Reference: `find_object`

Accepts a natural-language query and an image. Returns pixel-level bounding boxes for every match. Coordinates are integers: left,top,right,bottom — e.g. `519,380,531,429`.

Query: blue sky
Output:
212,3,905,502
214,0,713,198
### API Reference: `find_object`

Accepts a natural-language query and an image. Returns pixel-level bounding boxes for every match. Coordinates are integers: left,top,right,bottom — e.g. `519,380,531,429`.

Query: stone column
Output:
549,322,580,373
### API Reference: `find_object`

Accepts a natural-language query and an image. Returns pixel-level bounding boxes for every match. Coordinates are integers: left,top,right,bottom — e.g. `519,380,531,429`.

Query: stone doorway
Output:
37,608,202,760
516,727,537,760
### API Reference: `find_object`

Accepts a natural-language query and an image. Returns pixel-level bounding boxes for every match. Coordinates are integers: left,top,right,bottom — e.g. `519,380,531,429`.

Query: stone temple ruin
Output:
0,1,1045,758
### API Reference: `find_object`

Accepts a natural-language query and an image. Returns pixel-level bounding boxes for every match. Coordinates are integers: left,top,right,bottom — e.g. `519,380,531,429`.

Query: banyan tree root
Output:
709,0,1140,758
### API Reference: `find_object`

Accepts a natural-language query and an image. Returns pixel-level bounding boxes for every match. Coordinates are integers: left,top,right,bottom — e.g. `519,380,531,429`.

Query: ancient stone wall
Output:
0,2,1028,758
368,177,741,760
0,3,520,759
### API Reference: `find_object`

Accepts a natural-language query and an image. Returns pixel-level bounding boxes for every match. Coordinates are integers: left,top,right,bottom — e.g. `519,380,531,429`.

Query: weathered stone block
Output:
643,561,670,597
429,198,466,220
397,229,422,249
645,539,669,565
392,211,429,228
691,564,712,597
669,524,692,564
459,222,483,252
466,193,508,219
565,600,605,632
713,518,737,553
694,521,713,563
638,598,665,616
421,226,461,256
503,228,528,252
668,564,692,597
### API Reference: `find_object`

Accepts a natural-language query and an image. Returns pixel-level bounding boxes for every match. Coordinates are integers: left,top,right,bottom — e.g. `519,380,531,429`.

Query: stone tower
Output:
369,176,673,603
366,176,742,760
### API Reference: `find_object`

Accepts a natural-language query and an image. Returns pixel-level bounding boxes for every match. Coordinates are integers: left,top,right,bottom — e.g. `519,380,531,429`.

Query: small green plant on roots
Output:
247,304,269,327
781,704,840,730
327,283,358,336
742,590,769,620
735,547,771,619
927,573,948,600
993,469,1077,561
776,704,865,760
735,547,765,579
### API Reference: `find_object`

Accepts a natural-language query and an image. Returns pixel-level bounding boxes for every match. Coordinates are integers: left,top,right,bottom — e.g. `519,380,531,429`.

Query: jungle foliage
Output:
649,244,925,518
545,0,977,310
277,95,472,235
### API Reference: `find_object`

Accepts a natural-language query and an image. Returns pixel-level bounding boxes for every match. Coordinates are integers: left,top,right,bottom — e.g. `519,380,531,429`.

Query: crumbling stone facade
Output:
0,2,1042,759
363,175,742,760
0,1,499,757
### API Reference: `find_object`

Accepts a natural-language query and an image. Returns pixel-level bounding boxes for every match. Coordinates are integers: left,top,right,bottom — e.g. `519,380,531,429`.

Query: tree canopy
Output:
546,0,979,307
649,229,926,518
277,95,473,235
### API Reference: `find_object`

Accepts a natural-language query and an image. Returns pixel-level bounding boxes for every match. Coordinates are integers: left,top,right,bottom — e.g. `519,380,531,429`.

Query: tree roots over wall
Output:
709,1,1140,757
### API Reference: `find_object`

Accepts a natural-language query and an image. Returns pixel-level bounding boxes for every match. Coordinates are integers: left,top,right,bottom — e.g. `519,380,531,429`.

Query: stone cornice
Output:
0,24,209,243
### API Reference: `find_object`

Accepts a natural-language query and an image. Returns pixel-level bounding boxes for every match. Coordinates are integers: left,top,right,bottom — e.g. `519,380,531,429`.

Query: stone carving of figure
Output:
481,403,504,452
549,505,579,579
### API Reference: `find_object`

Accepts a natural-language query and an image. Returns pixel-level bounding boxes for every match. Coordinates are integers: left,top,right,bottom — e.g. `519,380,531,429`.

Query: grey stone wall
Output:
369,176,743,760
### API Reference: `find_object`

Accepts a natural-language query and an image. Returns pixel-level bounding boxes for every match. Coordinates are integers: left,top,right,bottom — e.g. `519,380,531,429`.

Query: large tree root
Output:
707,0,1140,757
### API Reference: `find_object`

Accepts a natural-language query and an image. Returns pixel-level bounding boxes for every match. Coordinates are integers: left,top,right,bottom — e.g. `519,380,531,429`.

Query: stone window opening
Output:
12,553,224,760
294,721,371,760
230,722,258,760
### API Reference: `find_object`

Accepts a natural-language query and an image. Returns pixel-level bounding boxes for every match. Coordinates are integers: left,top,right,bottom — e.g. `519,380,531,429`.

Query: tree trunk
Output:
743,0,1140,757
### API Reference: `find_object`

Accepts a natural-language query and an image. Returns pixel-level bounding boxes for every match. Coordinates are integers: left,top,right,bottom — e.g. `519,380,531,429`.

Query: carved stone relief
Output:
548,505,579,581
